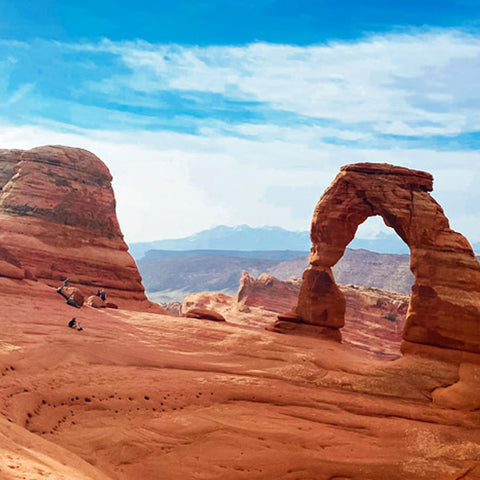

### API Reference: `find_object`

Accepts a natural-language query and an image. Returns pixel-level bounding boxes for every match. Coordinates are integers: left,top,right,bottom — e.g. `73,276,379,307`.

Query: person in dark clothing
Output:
96,289,106,301
68,318,83,331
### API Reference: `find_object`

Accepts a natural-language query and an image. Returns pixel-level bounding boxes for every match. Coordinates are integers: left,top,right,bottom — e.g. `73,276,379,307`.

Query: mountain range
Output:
130,225,479,303
128,224,420,259
128,225,310,259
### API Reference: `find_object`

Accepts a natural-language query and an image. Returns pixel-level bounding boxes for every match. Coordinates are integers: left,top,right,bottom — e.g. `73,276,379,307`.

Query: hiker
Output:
67,318,83,331
97,289,106,301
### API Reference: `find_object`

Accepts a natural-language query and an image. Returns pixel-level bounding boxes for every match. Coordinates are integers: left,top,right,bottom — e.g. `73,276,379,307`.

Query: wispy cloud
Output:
84,31,480,139
2,30,480,146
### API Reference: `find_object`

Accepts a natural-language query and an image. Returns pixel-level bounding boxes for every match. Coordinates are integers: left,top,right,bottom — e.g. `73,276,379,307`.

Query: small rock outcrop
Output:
86,295,106,308
184,308,226,322
57,286,85,308
239,271,408,358
0,146,163,312
237,271,301,313
291,163,480,354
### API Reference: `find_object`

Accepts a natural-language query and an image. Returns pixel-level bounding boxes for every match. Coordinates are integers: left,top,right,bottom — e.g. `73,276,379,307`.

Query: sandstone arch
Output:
293,163,480,354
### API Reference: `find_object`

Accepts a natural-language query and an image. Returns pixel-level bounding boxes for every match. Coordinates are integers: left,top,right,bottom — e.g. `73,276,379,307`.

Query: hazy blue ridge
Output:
142,249,309,261
127,225,423,259
128,225,311,259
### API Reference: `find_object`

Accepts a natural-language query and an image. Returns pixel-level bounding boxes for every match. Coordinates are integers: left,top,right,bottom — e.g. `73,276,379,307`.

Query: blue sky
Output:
1,1,480,243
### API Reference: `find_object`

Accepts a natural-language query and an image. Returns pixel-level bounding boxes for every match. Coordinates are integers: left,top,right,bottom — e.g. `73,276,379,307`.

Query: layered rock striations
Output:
237,271,408,358
237,271,301,314
292,163,480,354
0,146,158,311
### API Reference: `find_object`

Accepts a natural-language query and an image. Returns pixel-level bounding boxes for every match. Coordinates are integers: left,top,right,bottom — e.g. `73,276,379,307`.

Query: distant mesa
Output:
288,162,480,355
0,145,163,312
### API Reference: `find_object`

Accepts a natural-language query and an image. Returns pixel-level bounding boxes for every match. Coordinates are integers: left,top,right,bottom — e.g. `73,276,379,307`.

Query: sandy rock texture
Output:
0,277,480,480
182,274,408,359
237,271,301,313
0,146,162,312
294,163,480,354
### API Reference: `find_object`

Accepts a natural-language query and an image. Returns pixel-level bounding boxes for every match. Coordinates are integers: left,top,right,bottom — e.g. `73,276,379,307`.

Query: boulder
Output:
184,308,226,322
86,295,105,308
57,286,84,308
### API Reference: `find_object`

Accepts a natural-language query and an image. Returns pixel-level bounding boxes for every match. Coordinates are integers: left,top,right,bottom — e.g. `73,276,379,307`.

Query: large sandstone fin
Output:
0,145,163,312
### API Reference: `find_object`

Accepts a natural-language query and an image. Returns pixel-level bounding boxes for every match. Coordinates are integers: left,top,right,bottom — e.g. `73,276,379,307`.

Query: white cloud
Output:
2,30,480,244
1,122,480,244
81,31,480,137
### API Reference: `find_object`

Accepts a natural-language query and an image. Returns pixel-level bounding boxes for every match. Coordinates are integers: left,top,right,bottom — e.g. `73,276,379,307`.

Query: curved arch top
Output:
294,163,480,354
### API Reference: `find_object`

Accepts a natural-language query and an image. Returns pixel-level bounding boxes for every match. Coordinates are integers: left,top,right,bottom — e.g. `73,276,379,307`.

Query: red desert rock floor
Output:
1,278,480,480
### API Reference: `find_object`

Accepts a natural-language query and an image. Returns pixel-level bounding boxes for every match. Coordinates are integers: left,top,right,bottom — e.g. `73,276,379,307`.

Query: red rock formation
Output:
2,277,479,479
86,295,106,308
293,163,480,354
181,290,279,329
341,286,408,359
181,291,233,314
184,308,226,322
237,271,301,313
57,286,85,308
0,146,163,312
238,271,409,358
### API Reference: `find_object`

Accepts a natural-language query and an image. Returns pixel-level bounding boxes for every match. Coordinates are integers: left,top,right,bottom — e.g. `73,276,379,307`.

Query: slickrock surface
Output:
340,286,408,359
183,274,409,359
295,163,480,354
0,146,162,312
1,277,480,479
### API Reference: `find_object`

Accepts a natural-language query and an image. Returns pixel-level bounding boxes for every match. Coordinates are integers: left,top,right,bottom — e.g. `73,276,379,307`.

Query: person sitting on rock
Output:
67,318,83,331
96,289,106,301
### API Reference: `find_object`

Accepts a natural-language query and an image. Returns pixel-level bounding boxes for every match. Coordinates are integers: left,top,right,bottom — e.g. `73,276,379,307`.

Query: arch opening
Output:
333,215,413,359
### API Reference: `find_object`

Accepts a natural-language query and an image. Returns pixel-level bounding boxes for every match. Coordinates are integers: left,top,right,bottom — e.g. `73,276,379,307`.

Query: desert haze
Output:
0,147,480,480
